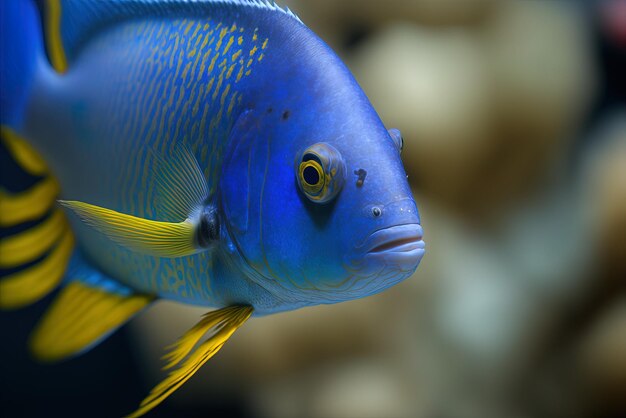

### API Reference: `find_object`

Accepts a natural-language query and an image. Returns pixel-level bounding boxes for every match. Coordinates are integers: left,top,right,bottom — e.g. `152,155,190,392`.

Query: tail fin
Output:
0,1,73,308
0,0,45,129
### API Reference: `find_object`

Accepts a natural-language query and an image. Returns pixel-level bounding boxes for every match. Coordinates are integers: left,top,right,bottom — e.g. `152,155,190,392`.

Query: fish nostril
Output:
372,206,382,217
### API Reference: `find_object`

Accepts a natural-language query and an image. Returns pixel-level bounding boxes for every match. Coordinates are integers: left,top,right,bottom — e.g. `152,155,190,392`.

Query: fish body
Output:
0,0,424,415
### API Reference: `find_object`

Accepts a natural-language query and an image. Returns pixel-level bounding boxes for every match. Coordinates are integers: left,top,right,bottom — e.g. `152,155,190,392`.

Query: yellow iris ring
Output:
298,160,325,196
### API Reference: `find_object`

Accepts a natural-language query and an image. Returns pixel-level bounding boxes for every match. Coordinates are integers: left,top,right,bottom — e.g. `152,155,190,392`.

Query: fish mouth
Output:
364,223,424,254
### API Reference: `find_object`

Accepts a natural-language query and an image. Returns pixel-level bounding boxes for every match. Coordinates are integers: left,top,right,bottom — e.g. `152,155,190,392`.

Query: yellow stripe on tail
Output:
0,125,73,309
0,208,67,268
29,281,152,362
0,228,73,309
126,306,253,418
1,126,48,175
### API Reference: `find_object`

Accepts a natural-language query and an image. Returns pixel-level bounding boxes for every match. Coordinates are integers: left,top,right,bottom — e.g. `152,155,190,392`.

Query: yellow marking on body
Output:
230,23,237,32
181,61,192,81
183,20,194,35
245,69,251,76
29,281,152,362
0,209,67,268
258,53,264,62
220,84,231,108
237,36,243,46
0,229,74,309
199,103,210,136
44,0,67,73
212,70,226,101
231,49,242,61
235,59,245,83
1,127,48,175
192,85,205,117
249,45,258,56
187,48,196,58
207,53,220,74
200,31,211,50
223,36,234,55
190,22,202,41
246,58,253,68
262,38,269,49
227,92,239,117
175,48,184,75
215,27,228,51
226,63,236,79
253,30,258,41
0,177,59,226
126,306,253,418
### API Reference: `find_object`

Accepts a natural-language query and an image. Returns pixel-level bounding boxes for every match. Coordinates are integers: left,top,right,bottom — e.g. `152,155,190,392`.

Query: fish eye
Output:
388,128,403,153
296,143,345,203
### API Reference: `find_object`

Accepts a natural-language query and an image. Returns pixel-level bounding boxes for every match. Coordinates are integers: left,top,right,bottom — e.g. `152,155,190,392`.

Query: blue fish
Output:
0,0,424,415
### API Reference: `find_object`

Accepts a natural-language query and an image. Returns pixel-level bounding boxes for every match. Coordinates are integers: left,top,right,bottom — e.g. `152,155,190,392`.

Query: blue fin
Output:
28,251,153,362
49,0,300,69
0,0,46,128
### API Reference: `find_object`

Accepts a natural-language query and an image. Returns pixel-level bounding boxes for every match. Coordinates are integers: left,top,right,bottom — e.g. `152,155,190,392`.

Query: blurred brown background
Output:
129,1,626,417
2,1,625,417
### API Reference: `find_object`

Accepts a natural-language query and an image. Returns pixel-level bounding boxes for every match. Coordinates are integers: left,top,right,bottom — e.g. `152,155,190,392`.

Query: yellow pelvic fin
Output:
126,306,253,418
0,177,60,226
59,200,197,258
0,208,67,268
29,281,152,362
0,228,74,309
1,126,49,176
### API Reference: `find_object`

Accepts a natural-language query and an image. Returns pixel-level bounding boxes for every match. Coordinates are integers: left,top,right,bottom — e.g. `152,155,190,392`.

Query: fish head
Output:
219,99,424,305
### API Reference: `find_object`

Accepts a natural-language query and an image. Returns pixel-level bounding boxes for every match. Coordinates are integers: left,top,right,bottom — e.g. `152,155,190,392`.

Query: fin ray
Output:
29,281,152,362
151,145,209,221
59,200,197,257
126,305,253,418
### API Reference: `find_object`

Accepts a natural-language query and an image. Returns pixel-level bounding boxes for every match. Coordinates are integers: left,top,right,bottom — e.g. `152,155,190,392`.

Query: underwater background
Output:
1,0,625,417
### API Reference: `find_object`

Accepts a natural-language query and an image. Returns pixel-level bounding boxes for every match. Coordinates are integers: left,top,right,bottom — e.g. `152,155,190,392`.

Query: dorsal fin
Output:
40,0,301,72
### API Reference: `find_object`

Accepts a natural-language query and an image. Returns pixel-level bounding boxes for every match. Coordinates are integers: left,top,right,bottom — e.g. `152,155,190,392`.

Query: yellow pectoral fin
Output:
59,200,198,258
126,306,253,418
29,281,152,362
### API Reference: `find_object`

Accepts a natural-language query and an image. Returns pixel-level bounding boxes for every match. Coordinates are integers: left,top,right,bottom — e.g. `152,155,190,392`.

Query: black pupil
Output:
303,166,320,185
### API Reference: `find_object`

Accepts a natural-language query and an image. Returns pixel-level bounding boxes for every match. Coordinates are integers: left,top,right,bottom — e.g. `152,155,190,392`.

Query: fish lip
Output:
361,223,424,254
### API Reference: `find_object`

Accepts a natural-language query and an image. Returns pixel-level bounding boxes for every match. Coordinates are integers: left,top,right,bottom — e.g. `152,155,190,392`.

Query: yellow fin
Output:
59,200,197,258
0,208,68,268
29,282,152,362
1,126,49,176
126,306,253,418
0,228,74,309
0,177,60,226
